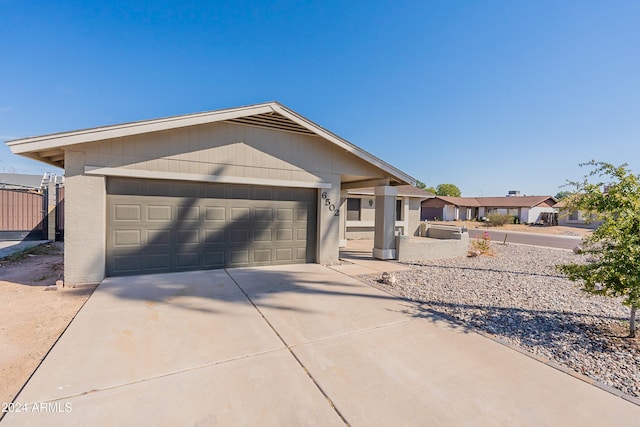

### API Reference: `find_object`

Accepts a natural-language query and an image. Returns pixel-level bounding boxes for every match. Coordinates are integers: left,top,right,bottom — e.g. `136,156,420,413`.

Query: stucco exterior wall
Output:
64,151,106,285
408,198,421,236
527,206,556,224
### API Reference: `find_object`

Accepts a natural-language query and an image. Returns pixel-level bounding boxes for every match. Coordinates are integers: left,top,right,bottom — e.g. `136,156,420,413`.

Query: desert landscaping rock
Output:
359,244,640,398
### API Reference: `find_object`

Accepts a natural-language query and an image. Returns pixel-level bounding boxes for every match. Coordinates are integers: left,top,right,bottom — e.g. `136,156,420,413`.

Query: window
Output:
396,199,403,221
569,211,580,221
347,198,361,221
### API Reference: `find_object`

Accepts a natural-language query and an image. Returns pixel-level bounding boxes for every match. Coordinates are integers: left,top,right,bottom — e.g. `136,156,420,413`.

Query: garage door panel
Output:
106,179,316,276
176,252,199,268
231,207,250,221
276,229,293,241
176,229,200,245
112,254,141,274
253,229,272,242
203,251,225,267
204,207,225,221
177,206,200,221
147,205,172,221
276,208,294,221
148,253,171,270
204,228,226,243
254,207,273,221
275,248,294,262
253,249,272,263
230,250,249,265
114,204,141,221
147,229,171,245
113,230,141,247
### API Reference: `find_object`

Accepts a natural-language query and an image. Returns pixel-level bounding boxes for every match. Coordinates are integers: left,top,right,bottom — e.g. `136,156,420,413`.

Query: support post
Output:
373,185,397,260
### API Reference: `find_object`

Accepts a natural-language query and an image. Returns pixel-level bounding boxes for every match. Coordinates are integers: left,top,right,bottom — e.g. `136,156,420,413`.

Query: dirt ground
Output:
433,220,594,238
0,243,96,405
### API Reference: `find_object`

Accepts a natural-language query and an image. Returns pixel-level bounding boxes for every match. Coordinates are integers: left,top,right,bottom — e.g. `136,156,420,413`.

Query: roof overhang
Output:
6,102,415,186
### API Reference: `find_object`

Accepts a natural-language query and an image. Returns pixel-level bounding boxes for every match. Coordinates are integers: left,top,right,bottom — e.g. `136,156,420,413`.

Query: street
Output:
468,228,583,250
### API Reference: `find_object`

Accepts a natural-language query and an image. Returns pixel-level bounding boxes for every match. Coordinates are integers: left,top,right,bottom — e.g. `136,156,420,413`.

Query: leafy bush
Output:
486,213,513,226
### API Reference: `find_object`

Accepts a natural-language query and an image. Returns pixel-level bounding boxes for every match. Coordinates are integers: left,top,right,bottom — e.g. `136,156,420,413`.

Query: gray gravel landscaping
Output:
358,244,640,398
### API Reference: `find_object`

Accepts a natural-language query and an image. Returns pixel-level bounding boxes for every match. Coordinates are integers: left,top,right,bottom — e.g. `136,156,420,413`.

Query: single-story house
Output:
0,173,45,190
344,185,434,241
554,200,602,229
6,102,416,285
421,195,557,224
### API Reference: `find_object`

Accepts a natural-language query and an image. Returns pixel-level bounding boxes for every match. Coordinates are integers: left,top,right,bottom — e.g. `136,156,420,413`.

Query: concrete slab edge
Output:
344,271,640,408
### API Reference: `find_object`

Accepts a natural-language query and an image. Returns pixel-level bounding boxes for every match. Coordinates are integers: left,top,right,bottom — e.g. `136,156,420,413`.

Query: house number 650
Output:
321,192,340,217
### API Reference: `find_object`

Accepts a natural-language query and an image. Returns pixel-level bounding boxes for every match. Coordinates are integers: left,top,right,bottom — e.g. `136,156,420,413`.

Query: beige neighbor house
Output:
6,102,417,285
344,186,434,241
554,200,603,229
421,195,557,224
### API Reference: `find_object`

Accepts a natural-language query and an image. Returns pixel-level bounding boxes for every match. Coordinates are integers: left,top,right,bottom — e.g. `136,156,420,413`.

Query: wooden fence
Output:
0,189,47,240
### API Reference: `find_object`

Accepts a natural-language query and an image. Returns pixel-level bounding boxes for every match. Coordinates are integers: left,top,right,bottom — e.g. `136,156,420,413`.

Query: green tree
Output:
436,183,461,197
557,161,640,337
414,180,436,194
554,190,572,200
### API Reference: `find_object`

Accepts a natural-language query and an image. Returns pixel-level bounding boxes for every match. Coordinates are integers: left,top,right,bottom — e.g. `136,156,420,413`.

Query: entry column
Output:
373,185,397,260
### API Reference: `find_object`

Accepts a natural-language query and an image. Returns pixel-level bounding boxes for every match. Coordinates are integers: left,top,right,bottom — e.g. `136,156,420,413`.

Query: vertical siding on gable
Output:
77,121,384,184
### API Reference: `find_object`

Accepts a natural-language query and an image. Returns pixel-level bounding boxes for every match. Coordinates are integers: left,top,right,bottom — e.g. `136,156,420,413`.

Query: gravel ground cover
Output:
358,244,640,398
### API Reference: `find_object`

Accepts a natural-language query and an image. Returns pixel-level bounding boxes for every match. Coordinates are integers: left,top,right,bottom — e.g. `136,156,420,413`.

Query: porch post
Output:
373,185,397,260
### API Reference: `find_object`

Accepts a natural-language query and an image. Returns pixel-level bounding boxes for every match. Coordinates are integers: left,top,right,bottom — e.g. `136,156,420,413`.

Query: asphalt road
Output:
468,228,583,250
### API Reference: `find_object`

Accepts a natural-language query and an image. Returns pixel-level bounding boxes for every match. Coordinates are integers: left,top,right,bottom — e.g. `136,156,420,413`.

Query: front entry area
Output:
105,178,317,276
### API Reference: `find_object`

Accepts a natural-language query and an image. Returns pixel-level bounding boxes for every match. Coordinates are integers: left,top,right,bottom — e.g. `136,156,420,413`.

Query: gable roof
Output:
347,185,434,199
426,195,556,208
5,102,414,186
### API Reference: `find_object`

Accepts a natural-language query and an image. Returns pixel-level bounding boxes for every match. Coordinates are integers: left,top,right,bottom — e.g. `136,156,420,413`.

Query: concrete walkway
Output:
4,248,640,425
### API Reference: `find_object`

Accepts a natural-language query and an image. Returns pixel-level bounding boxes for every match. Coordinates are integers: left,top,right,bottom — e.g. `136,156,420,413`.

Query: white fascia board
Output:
272,104,416,186
7,104,277,154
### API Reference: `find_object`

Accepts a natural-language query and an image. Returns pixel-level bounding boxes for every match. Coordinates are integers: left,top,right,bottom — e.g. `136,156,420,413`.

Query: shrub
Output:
486,213,513,226
469,231,494,256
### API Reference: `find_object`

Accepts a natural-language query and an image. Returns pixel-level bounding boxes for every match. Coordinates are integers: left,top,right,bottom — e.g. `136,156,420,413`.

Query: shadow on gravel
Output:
413,300,627,354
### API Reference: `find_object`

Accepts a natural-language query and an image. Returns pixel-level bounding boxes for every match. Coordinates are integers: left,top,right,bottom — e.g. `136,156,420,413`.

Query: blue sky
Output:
1,0,638,196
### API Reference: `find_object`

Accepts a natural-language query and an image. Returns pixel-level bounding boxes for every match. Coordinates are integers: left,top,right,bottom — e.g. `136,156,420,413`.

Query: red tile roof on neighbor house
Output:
426,195,557,208
347,185,434,199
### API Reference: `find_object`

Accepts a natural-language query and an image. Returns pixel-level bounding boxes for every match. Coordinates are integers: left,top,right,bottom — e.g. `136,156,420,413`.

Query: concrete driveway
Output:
4,264,640,426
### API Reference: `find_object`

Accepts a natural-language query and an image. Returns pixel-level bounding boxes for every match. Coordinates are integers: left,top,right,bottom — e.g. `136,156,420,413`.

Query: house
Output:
554,200,602,229
0,173,45,190
6,102,416,285
344,185,434,241
422,195,557,224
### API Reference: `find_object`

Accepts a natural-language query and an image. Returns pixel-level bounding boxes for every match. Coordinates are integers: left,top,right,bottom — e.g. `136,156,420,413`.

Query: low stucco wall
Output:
396,232,469,262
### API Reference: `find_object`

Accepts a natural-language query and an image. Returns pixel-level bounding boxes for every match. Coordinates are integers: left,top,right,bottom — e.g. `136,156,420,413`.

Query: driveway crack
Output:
225,269,350,426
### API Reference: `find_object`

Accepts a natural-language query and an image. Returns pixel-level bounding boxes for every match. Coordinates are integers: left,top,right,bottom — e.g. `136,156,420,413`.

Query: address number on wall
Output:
321,192,340,216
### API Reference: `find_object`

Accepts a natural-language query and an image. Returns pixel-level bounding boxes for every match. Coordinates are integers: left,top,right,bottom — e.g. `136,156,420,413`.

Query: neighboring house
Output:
554,200,602,229
421,195,557,224
7,102,415,285
0,173,44,190
344,185,434,241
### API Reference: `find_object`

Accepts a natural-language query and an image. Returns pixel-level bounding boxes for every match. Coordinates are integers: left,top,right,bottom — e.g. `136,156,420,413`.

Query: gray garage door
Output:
106,178,317,276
